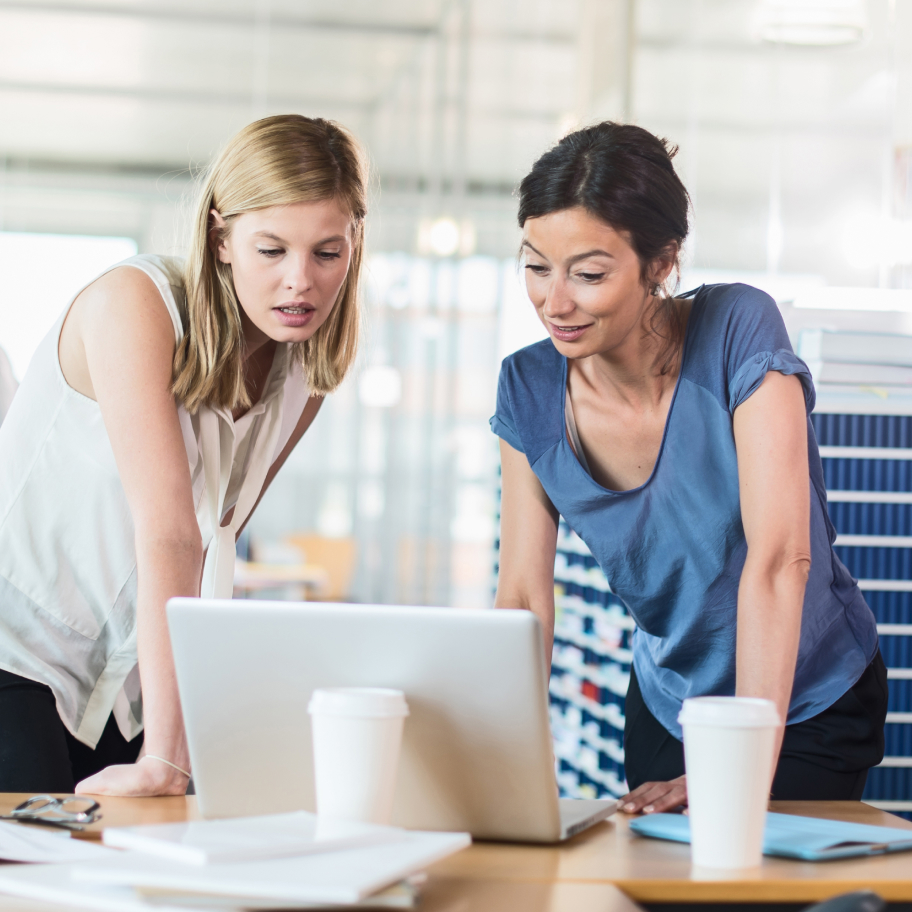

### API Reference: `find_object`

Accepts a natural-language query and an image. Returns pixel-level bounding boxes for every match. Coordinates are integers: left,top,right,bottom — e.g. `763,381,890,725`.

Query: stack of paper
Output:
0,820,118,864
101,811,405,864
0,812,470,912
0,863,422,911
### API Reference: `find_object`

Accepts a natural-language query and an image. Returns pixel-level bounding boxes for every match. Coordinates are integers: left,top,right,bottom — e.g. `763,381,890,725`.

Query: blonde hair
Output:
173,115,368,413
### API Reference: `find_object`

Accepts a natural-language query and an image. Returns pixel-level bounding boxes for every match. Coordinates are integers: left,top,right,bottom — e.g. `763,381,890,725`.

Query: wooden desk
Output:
1,797,911,910
434,801,912,904
233,560,329,600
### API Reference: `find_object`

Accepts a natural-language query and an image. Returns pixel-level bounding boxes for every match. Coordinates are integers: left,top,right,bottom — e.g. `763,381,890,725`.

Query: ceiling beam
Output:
0,1,575,44
0,79,367,111
0,79,566,123
0,0,436,35
0,156,522,198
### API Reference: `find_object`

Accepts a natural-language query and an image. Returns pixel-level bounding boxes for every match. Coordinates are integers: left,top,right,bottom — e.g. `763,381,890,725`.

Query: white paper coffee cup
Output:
678,696,780,869
308,687,409,825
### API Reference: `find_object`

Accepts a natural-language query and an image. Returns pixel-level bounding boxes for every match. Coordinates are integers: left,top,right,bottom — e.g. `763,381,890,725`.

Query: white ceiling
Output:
0,0,909,281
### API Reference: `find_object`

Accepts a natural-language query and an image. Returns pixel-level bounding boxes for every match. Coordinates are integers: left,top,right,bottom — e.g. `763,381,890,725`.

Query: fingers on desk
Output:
619,776,687,815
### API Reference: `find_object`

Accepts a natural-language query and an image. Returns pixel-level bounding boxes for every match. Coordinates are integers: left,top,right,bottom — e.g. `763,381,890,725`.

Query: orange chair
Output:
284,535,357,602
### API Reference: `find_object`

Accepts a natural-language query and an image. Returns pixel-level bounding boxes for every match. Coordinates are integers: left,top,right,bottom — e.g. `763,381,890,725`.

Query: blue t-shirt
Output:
491,283,878,740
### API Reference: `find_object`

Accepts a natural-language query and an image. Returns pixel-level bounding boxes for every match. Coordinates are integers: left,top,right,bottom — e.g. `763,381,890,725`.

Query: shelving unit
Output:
549,398,912,817
551,522,632,799
815,403,912,818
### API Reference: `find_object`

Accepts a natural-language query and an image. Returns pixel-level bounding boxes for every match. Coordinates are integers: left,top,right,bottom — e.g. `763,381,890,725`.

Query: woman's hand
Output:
74,756,189,797
619,775,687,814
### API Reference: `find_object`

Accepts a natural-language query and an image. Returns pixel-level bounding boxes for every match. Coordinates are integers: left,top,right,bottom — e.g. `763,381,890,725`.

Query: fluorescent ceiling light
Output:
428,218,460,257
416,218,476,258
753,0,867,46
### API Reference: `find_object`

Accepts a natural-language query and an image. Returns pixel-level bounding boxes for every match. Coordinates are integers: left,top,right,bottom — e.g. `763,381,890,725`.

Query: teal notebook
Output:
629,812,912,861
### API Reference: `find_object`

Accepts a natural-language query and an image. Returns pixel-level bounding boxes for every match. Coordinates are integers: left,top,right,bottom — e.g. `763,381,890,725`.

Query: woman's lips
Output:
550,322,591,342
274,304,316,328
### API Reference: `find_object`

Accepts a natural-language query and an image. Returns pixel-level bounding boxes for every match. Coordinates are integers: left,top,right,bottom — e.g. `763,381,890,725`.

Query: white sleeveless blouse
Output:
0,255,311,747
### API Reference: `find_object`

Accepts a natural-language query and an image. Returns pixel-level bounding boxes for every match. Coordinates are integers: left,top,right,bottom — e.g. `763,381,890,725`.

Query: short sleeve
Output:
721,285,815,414
728,350,815,414
490,366,525,453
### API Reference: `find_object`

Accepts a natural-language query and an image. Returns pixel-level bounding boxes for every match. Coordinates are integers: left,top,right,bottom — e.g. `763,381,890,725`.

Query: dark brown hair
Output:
517,122,691,373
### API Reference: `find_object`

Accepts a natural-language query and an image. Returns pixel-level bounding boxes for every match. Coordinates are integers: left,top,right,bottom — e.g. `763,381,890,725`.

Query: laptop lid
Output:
167,599,568,842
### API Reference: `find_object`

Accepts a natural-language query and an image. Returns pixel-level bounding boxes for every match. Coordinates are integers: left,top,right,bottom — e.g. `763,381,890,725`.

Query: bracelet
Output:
145,754,192,779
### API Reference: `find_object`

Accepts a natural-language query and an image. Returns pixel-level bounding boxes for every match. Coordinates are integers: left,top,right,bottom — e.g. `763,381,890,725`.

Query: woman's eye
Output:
576,272,605,282
317,251,342,261
525,264,548,276
257,248,283,258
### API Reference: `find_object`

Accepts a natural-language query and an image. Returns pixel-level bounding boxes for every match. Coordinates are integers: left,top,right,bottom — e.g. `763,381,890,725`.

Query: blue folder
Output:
629,812,912,861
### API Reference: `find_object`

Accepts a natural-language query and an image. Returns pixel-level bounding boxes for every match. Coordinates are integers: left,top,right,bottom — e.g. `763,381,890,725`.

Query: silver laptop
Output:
167,599,616,843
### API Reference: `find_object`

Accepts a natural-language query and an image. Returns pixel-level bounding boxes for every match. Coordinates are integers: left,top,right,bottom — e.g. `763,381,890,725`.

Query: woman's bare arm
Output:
63,267,203,797
495,439,560,660
732,371,810,746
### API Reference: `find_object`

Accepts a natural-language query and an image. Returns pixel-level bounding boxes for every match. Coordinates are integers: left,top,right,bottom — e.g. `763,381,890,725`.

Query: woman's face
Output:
215,198,354,348
522,206,667,361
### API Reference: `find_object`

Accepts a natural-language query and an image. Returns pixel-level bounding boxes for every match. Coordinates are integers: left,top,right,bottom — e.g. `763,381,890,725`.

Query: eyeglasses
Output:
0,795,102,831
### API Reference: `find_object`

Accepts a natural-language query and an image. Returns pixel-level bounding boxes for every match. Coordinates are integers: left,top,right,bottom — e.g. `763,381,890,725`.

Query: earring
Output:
651,283,661,297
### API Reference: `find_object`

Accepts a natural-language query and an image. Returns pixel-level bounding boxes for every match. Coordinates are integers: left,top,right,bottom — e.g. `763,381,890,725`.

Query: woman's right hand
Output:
75,756,189,797
619,774,687,814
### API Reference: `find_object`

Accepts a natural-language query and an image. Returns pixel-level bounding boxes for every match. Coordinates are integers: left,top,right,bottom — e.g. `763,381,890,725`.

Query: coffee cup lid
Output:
678,696,780,728
308,687,410,718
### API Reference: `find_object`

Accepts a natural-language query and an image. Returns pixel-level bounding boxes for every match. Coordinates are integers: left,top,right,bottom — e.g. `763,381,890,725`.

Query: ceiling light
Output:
428,218,460,257
416,217,477,258
753,0,867,46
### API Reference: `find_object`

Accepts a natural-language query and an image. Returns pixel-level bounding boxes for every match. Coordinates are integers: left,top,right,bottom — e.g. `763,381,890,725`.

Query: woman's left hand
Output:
618,775,687,814
74,756,189,797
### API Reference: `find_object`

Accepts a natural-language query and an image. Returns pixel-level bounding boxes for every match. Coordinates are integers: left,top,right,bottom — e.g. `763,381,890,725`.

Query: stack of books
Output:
797,328,912,389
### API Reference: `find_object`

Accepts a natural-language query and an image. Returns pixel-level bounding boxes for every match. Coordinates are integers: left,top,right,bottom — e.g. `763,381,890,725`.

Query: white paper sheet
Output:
0,862,419,911
74,830,470,904
102,810,405,865
0,821,117,864
0,863,208,912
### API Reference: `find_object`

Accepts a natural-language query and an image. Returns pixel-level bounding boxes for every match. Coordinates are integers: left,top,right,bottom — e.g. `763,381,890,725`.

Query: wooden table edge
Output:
593,879,912,904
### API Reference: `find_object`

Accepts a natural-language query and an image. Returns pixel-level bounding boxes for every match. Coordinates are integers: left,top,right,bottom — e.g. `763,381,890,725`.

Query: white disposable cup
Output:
308,687,409,825
678,697,780,870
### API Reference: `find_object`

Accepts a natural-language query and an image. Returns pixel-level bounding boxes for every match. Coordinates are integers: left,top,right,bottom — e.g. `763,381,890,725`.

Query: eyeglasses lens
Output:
58,797,101,821
13,796,55,814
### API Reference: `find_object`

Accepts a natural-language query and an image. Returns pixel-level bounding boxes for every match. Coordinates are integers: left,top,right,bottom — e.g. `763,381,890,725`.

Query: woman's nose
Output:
542,278,574,318
284,256,313,292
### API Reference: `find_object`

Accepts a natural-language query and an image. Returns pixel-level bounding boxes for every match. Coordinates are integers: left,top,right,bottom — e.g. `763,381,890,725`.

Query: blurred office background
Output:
0,0,912,592
0,0,911,610
6,0,912,811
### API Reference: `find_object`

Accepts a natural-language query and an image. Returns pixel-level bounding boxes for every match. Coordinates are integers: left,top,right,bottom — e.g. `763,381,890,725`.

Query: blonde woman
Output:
0,115,366,797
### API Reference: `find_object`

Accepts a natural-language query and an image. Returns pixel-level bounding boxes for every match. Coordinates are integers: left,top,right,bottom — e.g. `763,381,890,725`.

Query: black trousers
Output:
0,669,143,793
623,651,888,800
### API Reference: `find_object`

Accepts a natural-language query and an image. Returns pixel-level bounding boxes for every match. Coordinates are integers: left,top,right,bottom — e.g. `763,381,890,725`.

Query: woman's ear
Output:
647,243,678,291
209,209,230,263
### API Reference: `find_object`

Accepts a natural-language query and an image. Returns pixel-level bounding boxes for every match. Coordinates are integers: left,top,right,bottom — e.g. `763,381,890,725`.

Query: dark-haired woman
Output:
492,122,886,811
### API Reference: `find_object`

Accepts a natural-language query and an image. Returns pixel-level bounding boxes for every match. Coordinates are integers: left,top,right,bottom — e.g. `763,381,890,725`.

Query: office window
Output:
0,232,138,380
